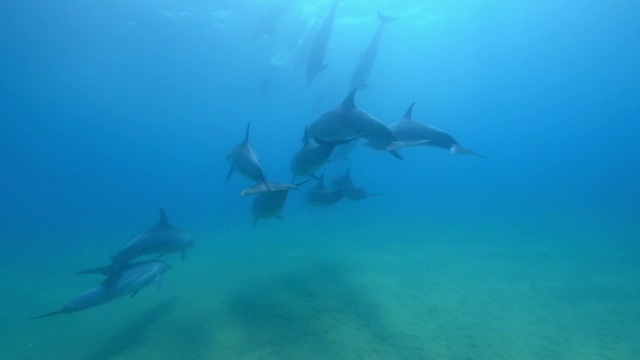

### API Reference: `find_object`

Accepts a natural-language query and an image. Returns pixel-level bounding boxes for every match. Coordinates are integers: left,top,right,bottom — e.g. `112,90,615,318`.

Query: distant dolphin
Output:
77,209,192,276
240,180,300,196
349,12,396,91
306,0,340,86
290,126,357,182
389,103,485,157
31,261,170,319
304,174,344,207
307,89,404,159
330,168,380,201
226,122,269,185
252,1,293,42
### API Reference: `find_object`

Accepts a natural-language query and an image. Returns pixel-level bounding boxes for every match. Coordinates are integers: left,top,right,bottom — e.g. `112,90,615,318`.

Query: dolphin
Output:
330,168,381,201
349,12,396,91
31,261,171,319
226,123,269,185
290,127,358,182
76,209,192,276
252,0,293,42
307,89,404,159
304,174,344,207
388,102,485,158
306,0,340,86
240,180,300,196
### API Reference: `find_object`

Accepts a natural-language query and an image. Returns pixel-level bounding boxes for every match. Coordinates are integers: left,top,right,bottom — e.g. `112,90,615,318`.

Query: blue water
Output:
1,1,639,359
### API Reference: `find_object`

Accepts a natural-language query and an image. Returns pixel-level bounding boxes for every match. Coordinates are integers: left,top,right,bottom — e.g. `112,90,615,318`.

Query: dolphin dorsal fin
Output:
302,126,309,145
403,102,415,120
243,122,251,144
318,174,326,189
158,209,169,227
342,89,358,110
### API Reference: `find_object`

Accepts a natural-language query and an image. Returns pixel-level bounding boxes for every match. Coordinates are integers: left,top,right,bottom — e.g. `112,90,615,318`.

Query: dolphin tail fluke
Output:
30,309,63,319
451,144,486,159
388,150,403,160
377,12,397,24
226,167,234,182
243,122,251,144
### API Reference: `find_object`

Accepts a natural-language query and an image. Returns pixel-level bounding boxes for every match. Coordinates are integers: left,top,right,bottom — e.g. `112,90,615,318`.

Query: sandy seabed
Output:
4,213,639,360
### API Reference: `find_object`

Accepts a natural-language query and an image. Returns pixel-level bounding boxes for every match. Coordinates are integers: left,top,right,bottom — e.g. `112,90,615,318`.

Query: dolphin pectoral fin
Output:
226,167,234,182
155,253,166,259
30,309,63,319
388,149,403,160
155,276,163,291
311,173,320,180
252,218,258,227
130,290,140,298
276,215,284,220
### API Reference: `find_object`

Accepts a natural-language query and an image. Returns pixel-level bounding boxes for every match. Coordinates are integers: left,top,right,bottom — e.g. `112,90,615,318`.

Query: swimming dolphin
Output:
226,123,269,185
76,209,192,276
388,102,485,158
307,89,404,159
349,12,396,91
330,168,381,201
252,0,293,42
306,0,340,86
240,180,300,196
290,127,358,182
31,261,171,319
304,174,344,207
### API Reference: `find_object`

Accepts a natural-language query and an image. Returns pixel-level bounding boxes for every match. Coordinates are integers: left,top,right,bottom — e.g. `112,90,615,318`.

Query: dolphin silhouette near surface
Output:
31,261,171,319
306,0,340,86
349,12,397,92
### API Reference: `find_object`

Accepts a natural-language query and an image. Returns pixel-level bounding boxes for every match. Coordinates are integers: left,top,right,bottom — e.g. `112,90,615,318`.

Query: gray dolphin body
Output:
306,0,340,86
389,103,485,158
31,261,170,319
290,127,357,182
304,175,344,207
331,168,380,201
77,209,192,275
349,12,396,91
307,89,404,159
250,184,298,226
252,1,292,42
226,123,268,185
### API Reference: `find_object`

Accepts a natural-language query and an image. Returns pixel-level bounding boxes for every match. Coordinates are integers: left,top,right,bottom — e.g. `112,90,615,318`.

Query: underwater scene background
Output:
1,0,639,359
